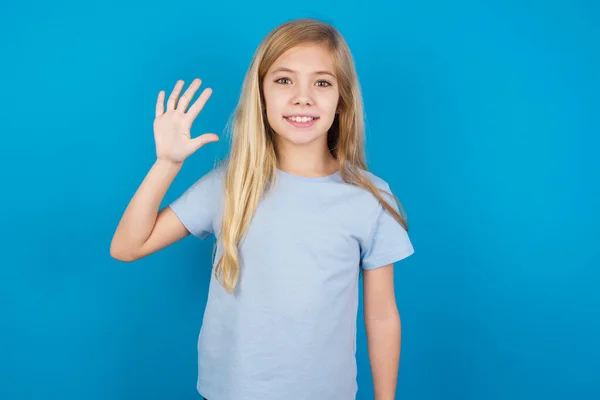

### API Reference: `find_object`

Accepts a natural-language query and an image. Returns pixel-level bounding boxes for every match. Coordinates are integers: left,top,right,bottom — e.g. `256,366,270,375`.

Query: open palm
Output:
154,78,219,163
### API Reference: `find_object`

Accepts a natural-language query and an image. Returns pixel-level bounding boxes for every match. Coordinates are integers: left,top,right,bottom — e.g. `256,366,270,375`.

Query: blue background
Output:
1,1,598,399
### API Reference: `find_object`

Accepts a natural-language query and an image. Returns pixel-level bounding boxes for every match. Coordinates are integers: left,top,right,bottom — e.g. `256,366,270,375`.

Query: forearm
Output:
110,159,181,257
365,312,401,400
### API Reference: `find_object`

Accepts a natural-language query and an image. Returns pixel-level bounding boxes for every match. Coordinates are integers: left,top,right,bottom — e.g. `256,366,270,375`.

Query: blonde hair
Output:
214,18,408,293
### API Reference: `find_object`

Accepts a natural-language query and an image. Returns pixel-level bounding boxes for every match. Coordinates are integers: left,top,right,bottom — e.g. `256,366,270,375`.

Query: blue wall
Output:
1,1,598,399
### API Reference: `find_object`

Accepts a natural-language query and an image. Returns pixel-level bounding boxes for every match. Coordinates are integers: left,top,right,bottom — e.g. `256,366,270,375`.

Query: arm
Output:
110,159,189,262
363,263,401,400
110,78,218,261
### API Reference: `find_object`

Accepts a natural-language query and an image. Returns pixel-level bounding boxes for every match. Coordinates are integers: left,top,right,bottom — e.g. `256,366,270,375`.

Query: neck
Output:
276,139,338,178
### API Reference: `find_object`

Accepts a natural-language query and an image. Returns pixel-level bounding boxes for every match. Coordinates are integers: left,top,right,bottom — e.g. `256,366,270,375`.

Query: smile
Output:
284,115,319,128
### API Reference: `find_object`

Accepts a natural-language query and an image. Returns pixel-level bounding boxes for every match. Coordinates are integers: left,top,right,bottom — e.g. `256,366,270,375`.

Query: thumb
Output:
187,133,220,154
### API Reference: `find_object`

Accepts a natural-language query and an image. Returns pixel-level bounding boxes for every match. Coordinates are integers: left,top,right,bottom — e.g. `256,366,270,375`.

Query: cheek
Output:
264,91,283,115
266,102,282,126
324,92,341,116
264,96,286,131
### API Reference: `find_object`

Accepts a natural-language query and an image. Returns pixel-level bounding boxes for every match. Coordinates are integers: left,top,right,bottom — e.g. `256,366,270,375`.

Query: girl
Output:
111,18,414,400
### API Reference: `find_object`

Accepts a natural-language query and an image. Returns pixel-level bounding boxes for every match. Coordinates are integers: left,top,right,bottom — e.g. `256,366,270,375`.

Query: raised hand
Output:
153,78,219,164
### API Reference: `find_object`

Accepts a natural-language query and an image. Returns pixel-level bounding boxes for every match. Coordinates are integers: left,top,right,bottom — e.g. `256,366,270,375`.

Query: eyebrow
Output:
270,67,337,79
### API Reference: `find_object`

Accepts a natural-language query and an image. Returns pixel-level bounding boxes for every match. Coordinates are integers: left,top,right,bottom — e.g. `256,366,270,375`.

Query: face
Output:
262,42,340,151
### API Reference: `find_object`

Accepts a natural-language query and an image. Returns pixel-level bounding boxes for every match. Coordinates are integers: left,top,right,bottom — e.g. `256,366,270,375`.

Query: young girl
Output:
111,18,414,400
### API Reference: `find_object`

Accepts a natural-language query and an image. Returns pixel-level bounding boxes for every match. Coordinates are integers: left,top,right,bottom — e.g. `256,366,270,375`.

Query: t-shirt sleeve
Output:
168,168,221,240
360,183,415,270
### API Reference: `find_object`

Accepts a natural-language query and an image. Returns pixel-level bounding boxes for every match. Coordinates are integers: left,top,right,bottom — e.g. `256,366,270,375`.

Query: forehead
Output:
269,43,335,73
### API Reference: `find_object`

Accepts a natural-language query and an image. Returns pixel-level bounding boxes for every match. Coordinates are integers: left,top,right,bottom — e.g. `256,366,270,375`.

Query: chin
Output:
277,132,325,147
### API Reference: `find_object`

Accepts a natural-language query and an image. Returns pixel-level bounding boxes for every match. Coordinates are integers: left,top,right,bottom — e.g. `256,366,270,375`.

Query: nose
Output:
292,83,314,106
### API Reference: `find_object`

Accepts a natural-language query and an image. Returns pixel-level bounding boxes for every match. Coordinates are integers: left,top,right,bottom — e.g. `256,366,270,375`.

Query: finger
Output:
166,80,185,111
176,78,202,112
186,87,213,121
155,90,165,117
187,133,219,153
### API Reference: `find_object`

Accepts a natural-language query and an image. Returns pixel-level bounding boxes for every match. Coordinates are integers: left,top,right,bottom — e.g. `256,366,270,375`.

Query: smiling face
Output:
262,42,340,152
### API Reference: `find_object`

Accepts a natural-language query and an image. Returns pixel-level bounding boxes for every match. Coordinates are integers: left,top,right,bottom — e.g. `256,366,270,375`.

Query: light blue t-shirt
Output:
169,165,414,400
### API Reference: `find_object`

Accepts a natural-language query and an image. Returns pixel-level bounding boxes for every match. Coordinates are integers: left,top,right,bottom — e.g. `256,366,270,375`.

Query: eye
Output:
275,77,291,84
316,80,332,87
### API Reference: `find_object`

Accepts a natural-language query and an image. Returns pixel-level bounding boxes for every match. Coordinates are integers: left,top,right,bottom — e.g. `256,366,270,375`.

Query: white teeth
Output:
287,116,314,122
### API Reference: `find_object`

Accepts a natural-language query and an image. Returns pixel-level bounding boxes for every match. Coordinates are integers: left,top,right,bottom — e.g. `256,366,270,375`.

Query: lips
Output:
284,115,319,123
284,115,319,128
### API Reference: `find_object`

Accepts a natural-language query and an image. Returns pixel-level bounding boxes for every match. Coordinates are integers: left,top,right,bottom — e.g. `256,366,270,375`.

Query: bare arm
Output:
110,159,188,261
110,78,218,261
363,264,401,400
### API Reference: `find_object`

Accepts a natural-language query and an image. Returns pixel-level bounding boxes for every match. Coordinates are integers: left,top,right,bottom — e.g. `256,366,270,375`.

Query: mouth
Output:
283,115,320,128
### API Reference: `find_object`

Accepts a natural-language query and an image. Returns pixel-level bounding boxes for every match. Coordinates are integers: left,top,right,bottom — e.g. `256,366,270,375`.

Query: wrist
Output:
155,158,183,169
154,158,183,177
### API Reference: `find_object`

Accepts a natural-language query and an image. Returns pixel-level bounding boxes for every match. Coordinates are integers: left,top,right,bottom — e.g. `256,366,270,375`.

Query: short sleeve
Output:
168,167,222,240
360,184,415,270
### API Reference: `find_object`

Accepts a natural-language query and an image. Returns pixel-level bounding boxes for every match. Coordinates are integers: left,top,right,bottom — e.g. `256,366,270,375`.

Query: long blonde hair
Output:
215,18,408,293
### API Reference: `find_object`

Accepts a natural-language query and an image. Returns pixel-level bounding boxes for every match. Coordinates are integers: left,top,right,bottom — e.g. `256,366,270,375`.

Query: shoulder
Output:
191,162,226,190
352,168,395,205
173,162,226,205
356,168,392,191
331,168,396,217
352,168,402,215
206,161,227,181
